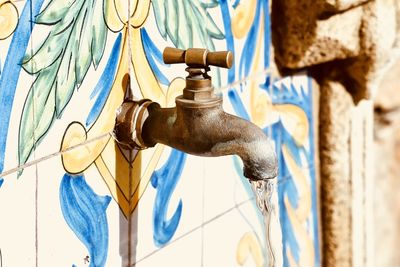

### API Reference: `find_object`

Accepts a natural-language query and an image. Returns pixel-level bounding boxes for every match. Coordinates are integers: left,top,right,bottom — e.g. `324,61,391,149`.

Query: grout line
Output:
127,0,132,265
0,132,112,178
28,0,39,264
127,0,133,97
34,151,39,267
200,159,206,267
127,151,132,266
1,68,278,178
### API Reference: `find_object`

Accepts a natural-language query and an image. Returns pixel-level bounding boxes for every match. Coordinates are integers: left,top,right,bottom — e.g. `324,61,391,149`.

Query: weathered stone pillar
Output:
271,0,398,266
319,81,353,267
318,79,374,267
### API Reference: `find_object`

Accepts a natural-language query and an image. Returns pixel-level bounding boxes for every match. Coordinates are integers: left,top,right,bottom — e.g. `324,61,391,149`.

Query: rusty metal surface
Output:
115,48,277,181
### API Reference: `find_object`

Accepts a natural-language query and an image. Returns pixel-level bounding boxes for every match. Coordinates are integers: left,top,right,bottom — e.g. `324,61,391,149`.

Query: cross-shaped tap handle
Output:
163,47,233,69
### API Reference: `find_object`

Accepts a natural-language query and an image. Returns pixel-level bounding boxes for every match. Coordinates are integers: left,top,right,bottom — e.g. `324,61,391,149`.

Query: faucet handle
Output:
163,47,233,69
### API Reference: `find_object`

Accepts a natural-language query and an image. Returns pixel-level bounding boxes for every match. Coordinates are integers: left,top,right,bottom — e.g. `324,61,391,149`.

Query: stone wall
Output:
272,0,400,266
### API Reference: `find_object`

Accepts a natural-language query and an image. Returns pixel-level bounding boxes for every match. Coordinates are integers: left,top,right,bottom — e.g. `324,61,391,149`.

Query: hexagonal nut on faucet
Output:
114,99,154,150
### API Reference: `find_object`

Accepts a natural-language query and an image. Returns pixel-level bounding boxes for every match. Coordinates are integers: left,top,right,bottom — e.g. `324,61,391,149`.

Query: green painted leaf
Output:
152,0,224,50
55,46,76,117
22,31,67,74
91,0,107,68
19,66,58,166
177,0,190,49
165,0,178,45
152,0,167,39
35,0,75,24
205,12,224,39
184,4,204,48
73,8,92,85
19,0,108,166
200,0,219,8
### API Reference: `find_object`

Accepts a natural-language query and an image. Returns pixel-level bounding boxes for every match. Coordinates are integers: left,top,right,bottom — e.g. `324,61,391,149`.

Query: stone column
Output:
319,81,353,267
271,0,398,266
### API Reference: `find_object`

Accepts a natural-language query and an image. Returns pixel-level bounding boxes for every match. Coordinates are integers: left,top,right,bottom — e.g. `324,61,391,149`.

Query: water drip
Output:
251,178,282,267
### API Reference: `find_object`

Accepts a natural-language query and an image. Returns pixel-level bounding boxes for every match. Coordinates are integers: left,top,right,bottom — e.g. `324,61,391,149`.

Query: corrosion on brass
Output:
115,47,277,181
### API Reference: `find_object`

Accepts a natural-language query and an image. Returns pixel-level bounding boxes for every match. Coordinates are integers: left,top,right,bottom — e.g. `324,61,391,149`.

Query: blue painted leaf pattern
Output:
60,173,111,267
151,149,186,247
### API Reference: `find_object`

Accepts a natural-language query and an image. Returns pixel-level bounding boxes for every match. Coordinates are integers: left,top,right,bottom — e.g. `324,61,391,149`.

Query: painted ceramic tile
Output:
0,0,36,176
0,164,36,266
131,149,204,262
203,201,267,266
0,1,37,266
0,0,320,266
135,230,203,267
33,156,121,266
269,76,320,267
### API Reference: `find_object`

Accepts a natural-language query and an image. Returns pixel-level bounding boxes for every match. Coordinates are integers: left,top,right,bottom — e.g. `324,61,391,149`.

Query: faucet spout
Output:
140,102,277,181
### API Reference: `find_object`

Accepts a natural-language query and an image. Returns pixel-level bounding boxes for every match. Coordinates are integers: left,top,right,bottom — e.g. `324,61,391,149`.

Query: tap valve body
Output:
114,47,278,181
164,47,233,107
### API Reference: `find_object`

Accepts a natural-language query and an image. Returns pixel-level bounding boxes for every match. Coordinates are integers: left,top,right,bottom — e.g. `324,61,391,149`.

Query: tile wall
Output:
0,0,320,266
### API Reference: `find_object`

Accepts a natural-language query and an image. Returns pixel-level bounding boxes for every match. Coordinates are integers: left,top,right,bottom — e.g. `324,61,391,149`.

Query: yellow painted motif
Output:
231,0,257,39
61,30,129,174
0,0,18,40
248,12,273,128
61,122,111,174
166,78,186,107
129,0,151,28
103,0,125,32
104,0,150,32
61,15,185,217
130,144,164,213
276,105,308,146
130,28,166,105
236,232,264,267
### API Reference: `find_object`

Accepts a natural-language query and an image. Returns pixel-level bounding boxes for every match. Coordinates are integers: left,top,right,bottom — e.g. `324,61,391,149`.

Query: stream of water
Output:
250,178,281,267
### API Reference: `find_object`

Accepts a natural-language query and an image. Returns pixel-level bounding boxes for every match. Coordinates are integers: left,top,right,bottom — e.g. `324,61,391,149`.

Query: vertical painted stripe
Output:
141,29,170,86
0,0,45,173
238,0,261,80
220,0,235,84
307,77,320,266
86,33,122,127
228,89,250,120
262,0,271,68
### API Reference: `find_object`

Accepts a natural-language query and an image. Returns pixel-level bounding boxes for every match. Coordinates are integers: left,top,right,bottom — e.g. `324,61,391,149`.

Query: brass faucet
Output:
114,47,277,181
